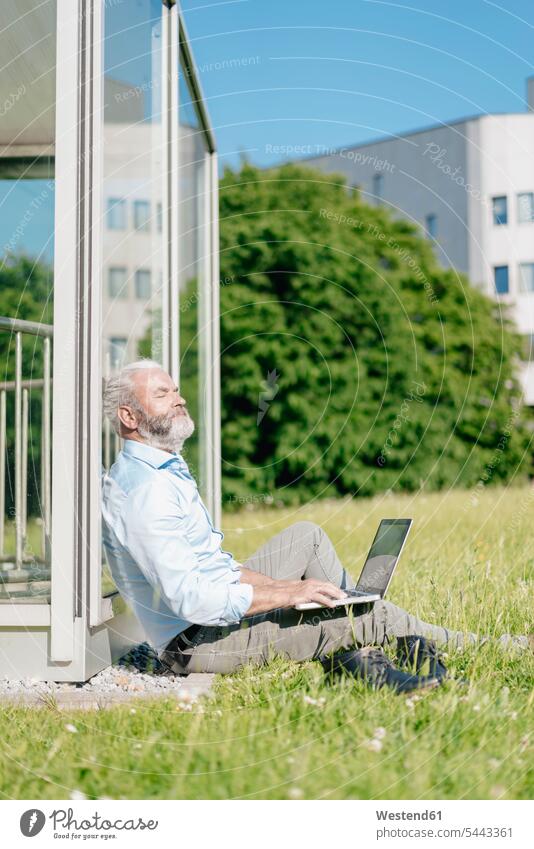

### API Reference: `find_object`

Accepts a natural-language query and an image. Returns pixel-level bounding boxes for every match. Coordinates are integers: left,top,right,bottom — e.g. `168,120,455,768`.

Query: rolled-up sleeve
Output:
119,480,253,626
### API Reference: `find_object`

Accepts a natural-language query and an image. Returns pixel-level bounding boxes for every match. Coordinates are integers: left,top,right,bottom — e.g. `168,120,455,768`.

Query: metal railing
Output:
0,316,52,602
0,318,125,604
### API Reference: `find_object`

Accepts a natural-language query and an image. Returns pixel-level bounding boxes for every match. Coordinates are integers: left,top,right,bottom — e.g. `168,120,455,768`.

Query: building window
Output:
108,266,128,298
157,202,163,233
106,197,127,230
134,269,151,299
133,199,151,231
372,174,384,205
522,334,534,361
518,192,534,223
492,196,508,226
425,213,437,238
109,337,128,370
493,265,509,295
519,262,534,293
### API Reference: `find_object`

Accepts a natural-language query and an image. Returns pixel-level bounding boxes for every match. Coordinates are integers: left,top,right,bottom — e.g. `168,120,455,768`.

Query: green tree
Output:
218,163,532,507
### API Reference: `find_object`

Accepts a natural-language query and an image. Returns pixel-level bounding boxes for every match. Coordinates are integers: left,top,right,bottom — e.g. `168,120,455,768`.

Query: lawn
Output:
1,485,532,800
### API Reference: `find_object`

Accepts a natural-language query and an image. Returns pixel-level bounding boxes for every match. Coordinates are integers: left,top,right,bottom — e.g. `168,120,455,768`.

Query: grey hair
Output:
102,359,163,436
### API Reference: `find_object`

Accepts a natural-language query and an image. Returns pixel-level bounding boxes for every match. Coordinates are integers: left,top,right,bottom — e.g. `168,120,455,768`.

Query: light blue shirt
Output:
101,438,253,654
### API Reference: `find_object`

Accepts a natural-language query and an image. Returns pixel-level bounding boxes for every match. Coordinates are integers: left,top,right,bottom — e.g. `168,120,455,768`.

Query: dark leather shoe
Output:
321,647,441,694
396,635,448,680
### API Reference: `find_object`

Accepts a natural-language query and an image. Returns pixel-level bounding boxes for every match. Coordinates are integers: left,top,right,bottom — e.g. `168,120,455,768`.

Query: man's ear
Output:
117,405,138,431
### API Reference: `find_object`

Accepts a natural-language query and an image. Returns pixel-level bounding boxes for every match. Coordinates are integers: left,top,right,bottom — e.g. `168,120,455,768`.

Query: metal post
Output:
210,152,222,530
104,349,110,471
50,0,80,662
200,151,210,503
43,337,51,562
0,391,5,559
21,387,28,558
169,2,180,382
15,332,23,570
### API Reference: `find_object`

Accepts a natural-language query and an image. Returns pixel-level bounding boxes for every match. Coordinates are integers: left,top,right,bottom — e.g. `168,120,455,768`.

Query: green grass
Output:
1,485,533,800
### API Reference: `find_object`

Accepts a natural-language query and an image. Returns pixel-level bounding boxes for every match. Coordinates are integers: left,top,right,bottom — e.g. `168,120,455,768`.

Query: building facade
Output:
0,0,222,681
305,81,534,402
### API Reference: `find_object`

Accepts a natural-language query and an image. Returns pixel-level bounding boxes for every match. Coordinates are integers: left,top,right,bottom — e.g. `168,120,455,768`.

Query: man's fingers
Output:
312,582,347,599
293,579,348,607
310,591,339,608
330,586,348,599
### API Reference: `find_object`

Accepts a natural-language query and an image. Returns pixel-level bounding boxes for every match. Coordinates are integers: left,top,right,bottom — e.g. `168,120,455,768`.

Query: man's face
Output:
119,367,195,453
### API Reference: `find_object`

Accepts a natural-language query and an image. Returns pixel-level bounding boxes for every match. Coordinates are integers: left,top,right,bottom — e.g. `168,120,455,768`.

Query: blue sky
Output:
2,0,533,262
181,0,534,169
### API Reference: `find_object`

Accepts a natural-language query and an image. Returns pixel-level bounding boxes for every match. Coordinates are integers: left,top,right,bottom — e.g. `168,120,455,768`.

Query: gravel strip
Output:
0,642,214,708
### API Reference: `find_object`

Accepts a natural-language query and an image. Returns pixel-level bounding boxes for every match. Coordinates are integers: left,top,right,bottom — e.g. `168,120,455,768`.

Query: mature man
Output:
101,360,528,685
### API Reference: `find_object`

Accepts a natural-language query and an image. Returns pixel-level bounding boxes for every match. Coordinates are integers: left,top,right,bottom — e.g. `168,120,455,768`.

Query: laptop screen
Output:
356,519,412,596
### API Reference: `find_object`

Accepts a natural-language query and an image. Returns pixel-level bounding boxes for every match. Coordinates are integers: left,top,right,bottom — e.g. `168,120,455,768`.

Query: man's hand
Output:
287,578,348,608
244,577,347,616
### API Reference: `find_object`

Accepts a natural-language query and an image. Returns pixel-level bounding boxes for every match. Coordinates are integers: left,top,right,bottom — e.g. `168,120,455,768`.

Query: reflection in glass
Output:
0,0,56,602
133,200,151,232
101,0,165,595
492,196,508,226
518,192,534,224
108,267,128,299
178,67,209,496
135,269,152,299
494,265,509,295
519,263,534,294
107,198,127,230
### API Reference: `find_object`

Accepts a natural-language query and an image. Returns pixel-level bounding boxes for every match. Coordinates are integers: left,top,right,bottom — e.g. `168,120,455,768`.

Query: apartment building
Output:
304,78,534,401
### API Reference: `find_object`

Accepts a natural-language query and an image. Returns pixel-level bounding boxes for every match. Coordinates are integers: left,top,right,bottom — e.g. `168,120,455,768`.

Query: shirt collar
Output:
122,438,185,471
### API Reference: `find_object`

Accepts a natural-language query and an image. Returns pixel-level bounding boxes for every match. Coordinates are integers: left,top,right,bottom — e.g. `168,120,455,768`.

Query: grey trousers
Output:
160,521,484,675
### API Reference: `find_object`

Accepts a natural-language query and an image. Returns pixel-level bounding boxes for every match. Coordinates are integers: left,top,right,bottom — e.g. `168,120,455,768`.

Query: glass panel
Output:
0,1,56,151
518,263,534,293
518,193,534,224
492,196,507,226
101,0,165,596
494,265,509,295
178,59,210,495
0,0,56,603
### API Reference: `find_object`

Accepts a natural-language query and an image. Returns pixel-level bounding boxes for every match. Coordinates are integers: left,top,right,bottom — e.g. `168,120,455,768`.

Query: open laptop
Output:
294,518,413,610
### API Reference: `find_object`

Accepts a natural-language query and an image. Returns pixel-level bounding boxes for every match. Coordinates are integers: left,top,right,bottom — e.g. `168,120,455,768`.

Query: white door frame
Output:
49,0,82,662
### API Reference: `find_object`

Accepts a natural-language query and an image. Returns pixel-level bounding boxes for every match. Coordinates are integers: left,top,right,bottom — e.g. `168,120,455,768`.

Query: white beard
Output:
136,408,195,454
